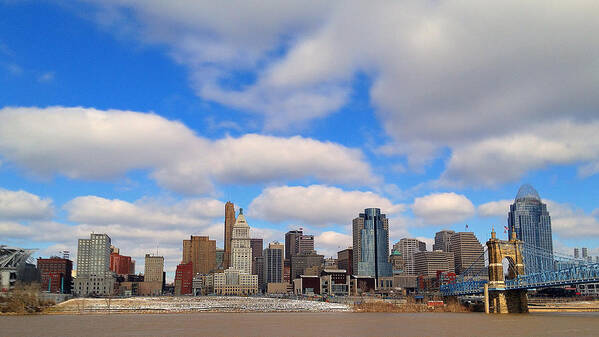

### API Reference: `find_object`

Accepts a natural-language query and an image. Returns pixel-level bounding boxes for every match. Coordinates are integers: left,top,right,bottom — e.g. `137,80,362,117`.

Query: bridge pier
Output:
487,289,528,313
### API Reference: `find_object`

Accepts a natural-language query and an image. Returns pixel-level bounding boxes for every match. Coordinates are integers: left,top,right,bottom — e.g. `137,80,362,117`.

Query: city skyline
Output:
1,1,599,280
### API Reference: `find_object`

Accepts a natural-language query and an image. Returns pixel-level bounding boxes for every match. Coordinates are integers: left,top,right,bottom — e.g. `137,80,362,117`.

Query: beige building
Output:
449,232,486,277
183,236,217,275
395,238,427,276
414,251,455,277
230,209,252,274
210,268,258,296
144,254,164,283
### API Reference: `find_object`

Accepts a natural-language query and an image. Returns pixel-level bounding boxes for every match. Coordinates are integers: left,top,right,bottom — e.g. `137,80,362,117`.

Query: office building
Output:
296,235,315,254
74,233,115,296
174,262,193,295
144,254,164,283
395,238,427,276
433,230,455,252
582,248,589,259
37,257,72,294
216,248,225,270
353,208,392,279
389,250,404,273
574,248,580,259
250,238,263,275
285,230,303,259
263,242,284,289
223,201,236,269
449,232,486,277
337,248,353,276
182,235,216,275
254,255,265,290
414,251,455,277
230,208,252,274
290,251,324,280
508,184,554,274
210,268,258,296
110,252,133,276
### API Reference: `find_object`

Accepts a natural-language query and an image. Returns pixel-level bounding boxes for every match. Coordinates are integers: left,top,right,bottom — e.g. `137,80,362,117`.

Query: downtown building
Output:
263,242,284,291
37,257,73,294
182,235,216,275
433,230,455,252
223,201,236,269
337,248,353,276
393,238,426,276
352,208,392,280
449,232,486,277
74,233,115,296
508,184,554,274
143,254,164,295
230,209,252,274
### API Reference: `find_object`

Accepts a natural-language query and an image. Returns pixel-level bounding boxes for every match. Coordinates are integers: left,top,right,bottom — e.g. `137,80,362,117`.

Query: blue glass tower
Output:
508,184,554,274
355,208,392,279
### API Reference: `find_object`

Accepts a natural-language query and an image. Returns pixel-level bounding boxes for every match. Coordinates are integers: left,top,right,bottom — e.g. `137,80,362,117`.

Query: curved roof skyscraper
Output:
508,184,554,274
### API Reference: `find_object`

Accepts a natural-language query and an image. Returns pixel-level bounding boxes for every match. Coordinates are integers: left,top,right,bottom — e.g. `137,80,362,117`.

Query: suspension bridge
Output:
439,230,599,313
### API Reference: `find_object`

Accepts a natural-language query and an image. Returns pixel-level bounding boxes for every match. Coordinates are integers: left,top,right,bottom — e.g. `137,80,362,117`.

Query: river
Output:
2,312,599,336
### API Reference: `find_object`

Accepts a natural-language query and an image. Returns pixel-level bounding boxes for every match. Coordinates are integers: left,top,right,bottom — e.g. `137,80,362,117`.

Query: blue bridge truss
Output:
441,262,599,296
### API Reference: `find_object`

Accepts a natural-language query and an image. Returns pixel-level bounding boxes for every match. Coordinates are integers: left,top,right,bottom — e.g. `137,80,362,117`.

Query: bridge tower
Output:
485,229,528,313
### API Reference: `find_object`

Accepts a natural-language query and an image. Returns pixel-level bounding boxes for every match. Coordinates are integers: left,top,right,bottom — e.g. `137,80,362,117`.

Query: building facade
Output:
508,184,554,274
37,257,73,294
230,209,252,274
110,252,133,276
285,230,303,259
144,254,164,294
337,248,353,276
263,242,284,288
290,251,324,280
74,233,115,296
183,235,217,275
175,262,193,295
414,251,455,278
210,268,258,296
433,230,455,252
395,238,427,276
449,232,486,277
295,235,315,255
223,201,236,269
250,238,263,275
353,208,392,279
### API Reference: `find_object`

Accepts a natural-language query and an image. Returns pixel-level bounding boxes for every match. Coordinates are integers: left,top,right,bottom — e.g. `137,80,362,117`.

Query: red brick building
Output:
37,257,73,293
174,262,193,295
110,252,133,275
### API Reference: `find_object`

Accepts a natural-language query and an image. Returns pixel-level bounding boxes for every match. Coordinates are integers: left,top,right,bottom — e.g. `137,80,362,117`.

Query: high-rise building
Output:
574,248,580,259
37,257,73,294
263,242,284,289
449,232,486,277
254,256,265,290
174,262,193,295
285,230,303,259
337,248,353,276
230,208,252,274
250,238,263,275
582,247,589,259
395,238,427,276
414,251,455,277
433,230,455,252
110,252,133,275
295,235,315,255
352,208,392,280
215,249,225,270
389,250,404,273
508,184,554,274
182,236,216,275
223,201,236,269
144,254,164,284
74,233,115,296
290,251,324,280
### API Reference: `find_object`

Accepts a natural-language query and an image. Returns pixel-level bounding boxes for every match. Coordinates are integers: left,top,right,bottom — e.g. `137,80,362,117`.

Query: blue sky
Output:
1,1,599,278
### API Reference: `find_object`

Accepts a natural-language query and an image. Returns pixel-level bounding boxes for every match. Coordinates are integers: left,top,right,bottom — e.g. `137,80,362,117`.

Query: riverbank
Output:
529,299,599,312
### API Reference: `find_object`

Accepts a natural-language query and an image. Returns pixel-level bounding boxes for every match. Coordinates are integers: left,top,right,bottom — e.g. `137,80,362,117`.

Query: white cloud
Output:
315,231,352,258
0,188,54,220
545,200,599,238
0,106,377,194
248,185,404,226
64,196,223,228
76,0,599,183
412,192,475,225
478,199,511,218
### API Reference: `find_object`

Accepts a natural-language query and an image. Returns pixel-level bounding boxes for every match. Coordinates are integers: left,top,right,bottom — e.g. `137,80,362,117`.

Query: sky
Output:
1,1,599,280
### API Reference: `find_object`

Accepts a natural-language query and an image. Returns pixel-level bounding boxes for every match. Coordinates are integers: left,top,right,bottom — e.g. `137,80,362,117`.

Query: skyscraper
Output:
395,238,426,276
144,254,164,284
582,247,589,259
574,248,580,259
74,233,115,296
285,230,303,259
263,242,284,288
182,235,216,275
295,235,315,254
508,184,554,274
230,208,252,274
353,208,392,279
449,232,485,277
223,201,236,269
433,230,455,252
250,238,263,275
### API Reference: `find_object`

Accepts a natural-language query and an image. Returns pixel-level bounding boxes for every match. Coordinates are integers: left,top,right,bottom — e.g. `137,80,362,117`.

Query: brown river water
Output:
1,312,598,337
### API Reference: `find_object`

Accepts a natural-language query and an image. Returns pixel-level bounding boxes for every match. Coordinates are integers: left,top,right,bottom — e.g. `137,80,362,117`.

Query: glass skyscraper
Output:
508,184,554,274
354,208,392,279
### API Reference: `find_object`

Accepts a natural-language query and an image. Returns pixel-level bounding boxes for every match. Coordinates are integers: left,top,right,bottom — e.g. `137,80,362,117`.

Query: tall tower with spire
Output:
230,208,252,274
508,184,553,274
223,201,236,269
